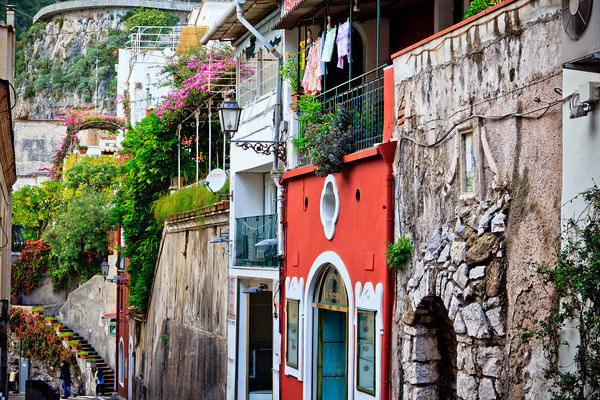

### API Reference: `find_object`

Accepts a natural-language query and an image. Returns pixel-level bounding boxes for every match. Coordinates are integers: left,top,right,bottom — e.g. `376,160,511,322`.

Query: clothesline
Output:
301,19,350,95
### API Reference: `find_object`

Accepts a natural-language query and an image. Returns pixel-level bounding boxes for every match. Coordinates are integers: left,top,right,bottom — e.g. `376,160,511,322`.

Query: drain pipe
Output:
236,0,286,388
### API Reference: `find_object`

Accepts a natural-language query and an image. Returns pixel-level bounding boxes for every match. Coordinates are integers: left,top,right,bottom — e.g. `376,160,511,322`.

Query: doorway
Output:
312,265,348,400
247,290,273,399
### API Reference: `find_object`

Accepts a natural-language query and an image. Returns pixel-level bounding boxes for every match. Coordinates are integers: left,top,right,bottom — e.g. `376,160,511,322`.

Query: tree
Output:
12,181,63,240
63,155,120,193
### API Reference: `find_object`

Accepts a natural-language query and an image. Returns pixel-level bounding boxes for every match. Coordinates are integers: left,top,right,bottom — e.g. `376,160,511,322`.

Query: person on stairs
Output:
95,365,105,397
60,361,75,399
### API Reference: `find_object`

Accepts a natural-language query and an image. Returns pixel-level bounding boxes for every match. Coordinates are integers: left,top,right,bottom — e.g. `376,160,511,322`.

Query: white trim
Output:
302,251,354,400
128,336,133,399
284,277,304,379
320,175,340,240
118,338,124,386
354,282,384,400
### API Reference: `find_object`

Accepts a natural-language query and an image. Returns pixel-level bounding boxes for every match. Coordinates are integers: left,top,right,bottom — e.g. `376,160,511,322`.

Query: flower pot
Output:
71,345,81,350
291,92,299,110
45,320,54,325
61,336,72,341
78,149,87,154
54,326,64,332
79,354,88,360
33,311,43,317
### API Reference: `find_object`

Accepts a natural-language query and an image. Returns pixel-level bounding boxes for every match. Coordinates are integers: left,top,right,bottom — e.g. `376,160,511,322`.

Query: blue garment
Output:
61,379,74,397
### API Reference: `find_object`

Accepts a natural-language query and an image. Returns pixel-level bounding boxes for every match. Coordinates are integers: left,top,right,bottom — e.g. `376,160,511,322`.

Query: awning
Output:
233,11,282,59
101,312,117,320
201,0,280,43
177,26,209,53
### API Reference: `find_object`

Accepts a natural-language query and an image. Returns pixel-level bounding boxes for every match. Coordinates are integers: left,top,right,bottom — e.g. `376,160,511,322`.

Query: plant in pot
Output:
280,52,304,110
60,332,73,341
69,340,81,350
76,145,88,154
31,307,43,316
53,322,64,332
77,350,88,359
44,316,55,325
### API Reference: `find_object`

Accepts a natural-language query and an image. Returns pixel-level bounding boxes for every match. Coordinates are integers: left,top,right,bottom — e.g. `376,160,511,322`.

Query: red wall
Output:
281,144,395,399
116,265,130,398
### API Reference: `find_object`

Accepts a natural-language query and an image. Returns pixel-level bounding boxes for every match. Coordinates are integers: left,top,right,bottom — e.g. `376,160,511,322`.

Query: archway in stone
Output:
413,296,458,399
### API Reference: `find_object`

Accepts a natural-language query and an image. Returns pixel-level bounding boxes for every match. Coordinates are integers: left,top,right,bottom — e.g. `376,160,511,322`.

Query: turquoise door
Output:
317,309,347,400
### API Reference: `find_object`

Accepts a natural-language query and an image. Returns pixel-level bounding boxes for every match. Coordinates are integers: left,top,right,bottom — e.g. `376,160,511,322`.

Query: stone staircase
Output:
61,327,115,391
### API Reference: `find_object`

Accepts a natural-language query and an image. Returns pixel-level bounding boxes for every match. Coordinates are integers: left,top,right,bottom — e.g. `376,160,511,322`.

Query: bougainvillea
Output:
49,111,125,180
156,44,251,127
10,307,75,369
11,239,58,303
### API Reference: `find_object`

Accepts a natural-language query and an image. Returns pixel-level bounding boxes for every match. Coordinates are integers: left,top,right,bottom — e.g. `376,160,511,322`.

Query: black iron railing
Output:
297,66,385,166
235,214,278,267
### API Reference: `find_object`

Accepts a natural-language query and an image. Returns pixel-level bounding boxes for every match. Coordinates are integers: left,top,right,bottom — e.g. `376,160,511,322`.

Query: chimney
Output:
6,5,15,27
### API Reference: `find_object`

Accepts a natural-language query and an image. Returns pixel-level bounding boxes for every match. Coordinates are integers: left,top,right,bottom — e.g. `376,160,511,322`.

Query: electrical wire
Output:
399,95,570,148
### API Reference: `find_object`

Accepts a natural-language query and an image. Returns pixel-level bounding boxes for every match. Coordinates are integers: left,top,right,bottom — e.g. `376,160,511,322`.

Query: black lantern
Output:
101,259,109,280
217,92,242,138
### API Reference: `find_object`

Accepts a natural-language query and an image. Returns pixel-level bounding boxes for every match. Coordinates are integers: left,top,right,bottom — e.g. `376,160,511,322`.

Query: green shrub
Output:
68,340,80,347
59,332,72,338
153,185,222,225
385,236,413,270
123,8,178,31
23,85,35,99
31,307,43,313
463,0,500,19
77,351,88,357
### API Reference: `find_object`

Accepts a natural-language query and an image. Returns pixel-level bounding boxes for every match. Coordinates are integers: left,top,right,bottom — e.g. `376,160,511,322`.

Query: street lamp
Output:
217,92,242,139
101,259,109,280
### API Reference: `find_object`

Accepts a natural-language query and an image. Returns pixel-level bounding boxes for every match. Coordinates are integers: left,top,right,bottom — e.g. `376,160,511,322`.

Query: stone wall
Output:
132,204,229,400
58,255,118,368
391,0,562,399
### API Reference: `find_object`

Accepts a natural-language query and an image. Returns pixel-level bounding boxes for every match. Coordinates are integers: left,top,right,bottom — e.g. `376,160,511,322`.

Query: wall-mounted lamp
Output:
217,92,242,140
101,259,109,280
242,283,268,294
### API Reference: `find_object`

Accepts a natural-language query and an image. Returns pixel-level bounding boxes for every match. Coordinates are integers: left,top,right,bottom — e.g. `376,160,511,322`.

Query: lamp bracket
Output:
230,139,286,162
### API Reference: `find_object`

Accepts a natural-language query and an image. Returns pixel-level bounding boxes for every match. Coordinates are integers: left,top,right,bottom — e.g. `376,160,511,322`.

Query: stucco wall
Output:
391,0,562,398
58,255,118,368
133,205,229,400
13,120,64,189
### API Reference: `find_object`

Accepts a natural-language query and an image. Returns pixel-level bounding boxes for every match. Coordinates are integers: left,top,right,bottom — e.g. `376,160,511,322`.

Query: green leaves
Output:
463,0,500,19
12,181,64,240
123,8,178,31
385,236,413,270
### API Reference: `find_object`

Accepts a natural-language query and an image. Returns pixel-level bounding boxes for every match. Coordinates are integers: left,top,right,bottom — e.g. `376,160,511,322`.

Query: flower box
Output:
78,149,87,154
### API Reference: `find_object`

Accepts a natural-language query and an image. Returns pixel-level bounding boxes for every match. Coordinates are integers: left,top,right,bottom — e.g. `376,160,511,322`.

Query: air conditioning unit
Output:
562,0,600,69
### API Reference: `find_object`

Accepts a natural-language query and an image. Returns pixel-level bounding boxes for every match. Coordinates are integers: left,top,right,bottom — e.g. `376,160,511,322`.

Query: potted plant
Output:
69,340,81,350
76,145,88,154
280,52,303,110
31,307,43,317
44,316,55,325
60,332,73,341
53,322,64,332
77,350,89,359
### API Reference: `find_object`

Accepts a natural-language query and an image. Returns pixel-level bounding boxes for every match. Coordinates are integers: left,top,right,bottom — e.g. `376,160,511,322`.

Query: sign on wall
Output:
282,0,303,16
227,276,237,322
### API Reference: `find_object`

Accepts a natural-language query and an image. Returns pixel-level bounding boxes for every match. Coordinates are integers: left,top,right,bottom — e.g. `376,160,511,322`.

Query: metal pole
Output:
177,124,181,190
195,110,199,183
209,100,212,172
349,0,353,82
376,0,381,71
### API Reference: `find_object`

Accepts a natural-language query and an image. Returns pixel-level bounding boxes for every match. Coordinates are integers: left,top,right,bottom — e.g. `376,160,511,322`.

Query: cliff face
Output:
14,7,186,120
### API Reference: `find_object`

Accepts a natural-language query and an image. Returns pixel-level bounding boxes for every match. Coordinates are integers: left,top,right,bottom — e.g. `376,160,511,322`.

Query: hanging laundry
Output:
336,20,350,69
321,26,337,63
316,33,326,78
301,38,322,94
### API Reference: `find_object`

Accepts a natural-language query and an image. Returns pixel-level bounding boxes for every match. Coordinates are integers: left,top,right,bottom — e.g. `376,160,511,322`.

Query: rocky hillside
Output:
14,7,185,120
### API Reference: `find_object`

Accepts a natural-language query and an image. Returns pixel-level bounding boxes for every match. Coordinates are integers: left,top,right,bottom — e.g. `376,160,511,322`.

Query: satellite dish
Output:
205,168,227,193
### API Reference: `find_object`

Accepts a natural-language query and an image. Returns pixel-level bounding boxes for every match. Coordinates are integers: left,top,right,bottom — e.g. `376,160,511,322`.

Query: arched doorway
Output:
313,264,348,400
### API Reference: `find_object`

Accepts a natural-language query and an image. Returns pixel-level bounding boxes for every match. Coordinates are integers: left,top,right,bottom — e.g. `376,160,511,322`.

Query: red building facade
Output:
280,140,396,400
115,263,130,399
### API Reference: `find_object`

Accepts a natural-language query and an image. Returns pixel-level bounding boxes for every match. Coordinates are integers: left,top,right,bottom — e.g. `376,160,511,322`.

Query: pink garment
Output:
301,39,322,94
336,20,350,69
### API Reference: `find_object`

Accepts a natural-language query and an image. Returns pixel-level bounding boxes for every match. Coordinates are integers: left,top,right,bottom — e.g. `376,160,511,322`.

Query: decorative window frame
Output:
442,119,500,199
320,175,340,240
354,282,384,400
284,276,304,379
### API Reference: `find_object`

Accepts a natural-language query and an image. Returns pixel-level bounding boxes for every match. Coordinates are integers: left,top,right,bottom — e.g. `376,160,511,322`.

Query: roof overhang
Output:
0,79,15,189
201,0,280,43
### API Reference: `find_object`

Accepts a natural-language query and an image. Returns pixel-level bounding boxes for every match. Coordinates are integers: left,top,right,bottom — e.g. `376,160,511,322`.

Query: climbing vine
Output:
11,240,58,304
522,186,600,399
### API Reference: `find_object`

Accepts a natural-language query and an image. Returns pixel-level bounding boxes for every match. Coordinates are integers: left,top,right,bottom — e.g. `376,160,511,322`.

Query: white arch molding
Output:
118,337,125,386
302,251,355,400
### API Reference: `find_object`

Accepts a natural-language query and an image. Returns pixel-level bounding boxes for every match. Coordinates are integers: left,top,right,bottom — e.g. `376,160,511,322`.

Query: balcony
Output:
235,214,278,267
298,66,385,166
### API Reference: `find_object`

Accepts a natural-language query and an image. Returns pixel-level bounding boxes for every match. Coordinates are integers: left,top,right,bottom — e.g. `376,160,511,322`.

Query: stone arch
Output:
404,295,458,399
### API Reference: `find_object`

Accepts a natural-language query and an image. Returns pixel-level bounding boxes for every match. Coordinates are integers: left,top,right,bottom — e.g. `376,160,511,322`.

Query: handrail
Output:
315,64,387,102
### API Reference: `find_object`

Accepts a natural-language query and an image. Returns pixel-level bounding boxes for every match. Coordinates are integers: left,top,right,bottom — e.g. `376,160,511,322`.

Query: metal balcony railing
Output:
297,66,385,166
126,26,183,53
235,214,278,267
